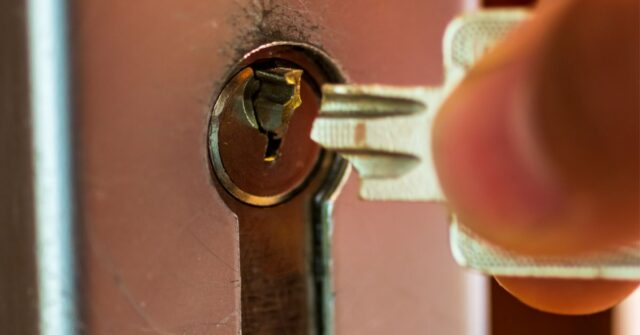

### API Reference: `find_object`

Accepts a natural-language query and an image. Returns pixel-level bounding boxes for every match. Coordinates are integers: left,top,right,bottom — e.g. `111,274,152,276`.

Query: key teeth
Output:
253,67,303,138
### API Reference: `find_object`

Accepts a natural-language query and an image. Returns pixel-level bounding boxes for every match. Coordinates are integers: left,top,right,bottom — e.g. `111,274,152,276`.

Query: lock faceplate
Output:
209,42,348,334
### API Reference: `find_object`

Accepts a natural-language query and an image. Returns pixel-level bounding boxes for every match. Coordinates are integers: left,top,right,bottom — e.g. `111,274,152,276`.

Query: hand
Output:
433,0,639,314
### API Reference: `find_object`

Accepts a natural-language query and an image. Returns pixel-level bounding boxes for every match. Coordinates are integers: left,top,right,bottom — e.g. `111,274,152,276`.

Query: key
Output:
311,8,640,280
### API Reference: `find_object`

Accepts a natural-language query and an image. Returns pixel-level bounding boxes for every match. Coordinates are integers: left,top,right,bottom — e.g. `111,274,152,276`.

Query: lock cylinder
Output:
210,64,319,206
208,42,348,334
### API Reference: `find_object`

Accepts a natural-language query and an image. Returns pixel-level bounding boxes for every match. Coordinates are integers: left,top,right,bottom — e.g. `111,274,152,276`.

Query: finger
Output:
495,276,639,315
433,0,639,255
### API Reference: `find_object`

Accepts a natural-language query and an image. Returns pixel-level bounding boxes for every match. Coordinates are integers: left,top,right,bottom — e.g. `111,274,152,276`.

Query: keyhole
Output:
250,67,303,163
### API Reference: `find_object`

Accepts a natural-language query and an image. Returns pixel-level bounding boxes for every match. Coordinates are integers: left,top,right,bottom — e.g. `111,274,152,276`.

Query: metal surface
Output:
312,84,444,201
27,0,79,333
209,42,349,334
253,67,303,145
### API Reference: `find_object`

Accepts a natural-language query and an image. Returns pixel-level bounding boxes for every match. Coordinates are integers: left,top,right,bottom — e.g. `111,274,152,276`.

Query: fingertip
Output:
495,276,640,315
433,44,568,254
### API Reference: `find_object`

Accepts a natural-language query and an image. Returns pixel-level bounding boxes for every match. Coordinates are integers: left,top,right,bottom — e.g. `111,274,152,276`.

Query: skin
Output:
495,277,640,316
433,0,639,314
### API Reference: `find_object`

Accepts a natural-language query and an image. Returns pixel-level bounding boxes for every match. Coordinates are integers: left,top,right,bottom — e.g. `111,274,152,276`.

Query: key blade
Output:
311,84,445,201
